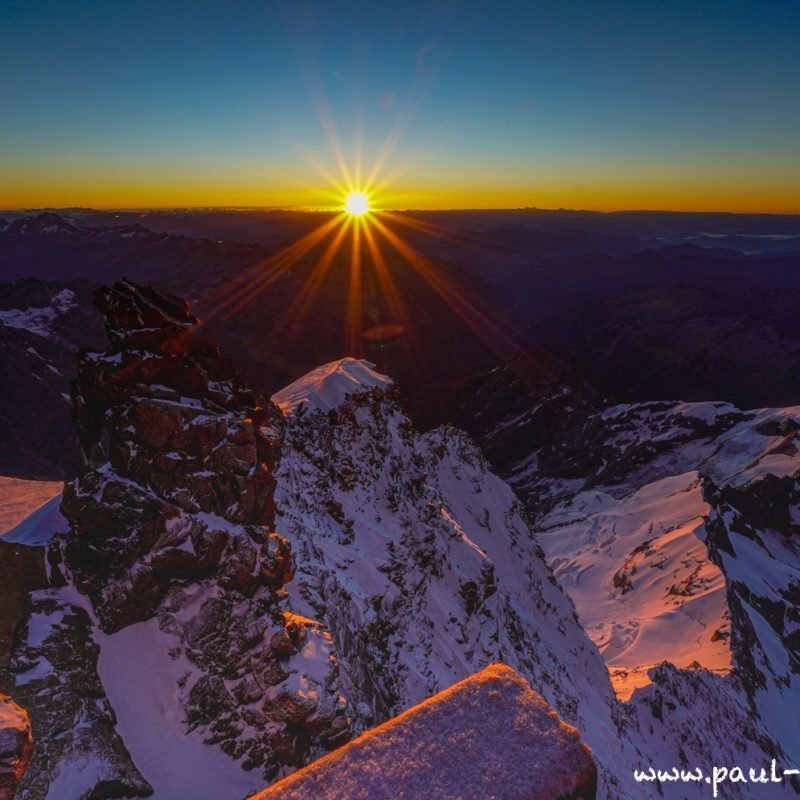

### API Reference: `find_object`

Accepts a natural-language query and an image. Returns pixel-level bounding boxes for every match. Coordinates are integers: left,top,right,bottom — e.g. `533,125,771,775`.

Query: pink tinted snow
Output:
251,664,596,800
270,358,392,415
0,477,63,538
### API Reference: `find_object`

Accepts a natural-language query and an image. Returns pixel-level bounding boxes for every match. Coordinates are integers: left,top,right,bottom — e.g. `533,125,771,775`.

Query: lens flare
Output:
345,191,370,216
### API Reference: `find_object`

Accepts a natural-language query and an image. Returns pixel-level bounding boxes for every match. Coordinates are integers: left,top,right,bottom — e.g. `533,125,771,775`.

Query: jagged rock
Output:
62,280,286,630
9,590,153,799
251,664,597,800
0,696,33,800
15,280,354,794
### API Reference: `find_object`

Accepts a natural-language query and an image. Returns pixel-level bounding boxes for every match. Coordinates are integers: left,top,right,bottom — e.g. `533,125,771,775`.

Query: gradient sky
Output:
2,0,799,212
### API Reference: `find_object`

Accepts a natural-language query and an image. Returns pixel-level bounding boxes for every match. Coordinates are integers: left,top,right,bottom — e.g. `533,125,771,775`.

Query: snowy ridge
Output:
273,377,643,797
270,358,392,415
272,374,799,798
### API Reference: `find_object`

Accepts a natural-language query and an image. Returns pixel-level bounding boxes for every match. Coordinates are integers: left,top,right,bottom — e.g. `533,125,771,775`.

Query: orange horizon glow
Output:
3,164,800,217
3,190,800,216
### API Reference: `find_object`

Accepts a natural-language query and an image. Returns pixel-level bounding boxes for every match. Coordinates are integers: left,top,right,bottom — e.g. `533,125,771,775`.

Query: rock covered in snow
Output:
270,357,392,416
9,588,153,799
0,696,33,800
251,664,597,800
271,371,643,797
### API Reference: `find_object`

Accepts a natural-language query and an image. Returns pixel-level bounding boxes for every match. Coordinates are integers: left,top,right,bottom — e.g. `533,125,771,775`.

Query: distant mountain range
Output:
3,209,800,482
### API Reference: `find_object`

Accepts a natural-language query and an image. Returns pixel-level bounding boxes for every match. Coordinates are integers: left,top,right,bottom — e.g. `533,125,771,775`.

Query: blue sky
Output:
2,0,799,210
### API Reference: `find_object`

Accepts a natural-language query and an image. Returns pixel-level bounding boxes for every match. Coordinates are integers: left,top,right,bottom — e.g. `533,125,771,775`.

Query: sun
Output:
345,191,370,216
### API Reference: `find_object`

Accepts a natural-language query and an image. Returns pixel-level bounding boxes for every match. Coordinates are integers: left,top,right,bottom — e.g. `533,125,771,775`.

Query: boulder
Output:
251,664,597,800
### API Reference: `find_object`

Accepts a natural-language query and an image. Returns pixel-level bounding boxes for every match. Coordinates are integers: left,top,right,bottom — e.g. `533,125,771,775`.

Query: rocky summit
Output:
63,280,283,630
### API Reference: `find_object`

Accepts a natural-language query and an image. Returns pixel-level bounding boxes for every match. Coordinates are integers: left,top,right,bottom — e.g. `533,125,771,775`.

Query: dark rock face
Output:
62,280,283,631
0,542,47,690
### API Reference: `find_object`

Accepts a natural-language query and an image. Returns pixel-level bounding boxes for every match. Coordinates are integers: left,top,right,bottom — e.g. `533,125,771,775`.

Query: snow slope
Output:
96,619,269,800
538,471,730,698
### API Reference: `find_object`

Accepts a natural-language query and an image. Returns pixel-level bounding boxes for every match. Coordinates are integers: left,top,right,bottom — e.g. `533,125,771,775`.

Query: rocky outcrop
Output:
0,541,47,690
251,664,597,800
61,280,284,631
0,696,33,800
8,280,352,798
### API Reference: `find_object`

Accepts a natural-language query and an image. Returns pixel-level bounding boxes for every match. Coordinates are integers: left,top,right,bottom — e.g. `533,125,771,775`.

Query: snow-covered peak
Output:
271,358,392,416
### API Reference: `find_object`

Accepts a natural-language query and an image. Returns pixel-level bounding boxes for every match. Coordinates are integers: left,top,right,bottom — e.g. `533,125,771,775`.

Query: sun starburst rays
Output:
197,183,522,371
193,63,525,370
